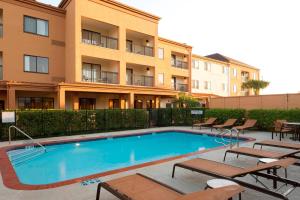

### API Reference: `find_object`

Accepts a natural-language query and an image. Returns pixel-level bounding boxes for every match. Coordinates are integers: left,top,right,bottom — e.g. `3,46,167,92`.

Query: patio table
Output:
283,122,300,141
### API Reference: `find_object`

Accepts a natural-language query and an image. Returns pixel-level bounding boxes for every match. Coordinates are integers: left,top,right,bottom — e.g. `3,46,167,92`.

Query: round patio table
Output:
205,179,242,200
283,122,300,141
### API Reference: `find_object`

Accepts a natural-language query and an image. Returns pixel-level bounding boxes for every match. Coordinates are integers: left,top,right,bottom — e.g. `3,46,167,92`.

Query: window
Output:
24,16,48,36
233,84,237,93
82,29,101,46
253,73,256,80
18,97,54,109
222,83,227,92
158,48,164,59
204,62,211,71
192,60,200,69
109,99,120,109
158,73,164,85
204,81,211,90
192,80,199,89
79,98,96,110
222,66,228,74
233,68,237,77
82,63,101,82
24,55,49,74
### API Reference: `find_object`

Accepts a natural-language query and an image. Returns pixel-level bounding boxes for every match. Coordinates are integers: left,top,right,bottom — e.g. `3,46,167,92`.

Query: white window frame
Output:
158,48,164,60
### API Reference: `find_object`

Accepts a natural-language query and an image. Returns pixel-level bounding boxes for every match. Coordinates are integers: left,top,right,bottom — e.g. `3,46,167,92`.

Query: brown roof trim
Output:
192,93,222,98
192,54,229,65
59,0,160,21
5,0,66,15
158,37,192,49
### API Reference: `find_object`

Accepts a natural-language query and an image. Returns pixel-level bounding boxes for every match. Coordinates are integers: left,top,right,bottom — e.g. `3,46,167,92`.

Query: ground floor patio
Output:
1,127,300,200
0,81,178,110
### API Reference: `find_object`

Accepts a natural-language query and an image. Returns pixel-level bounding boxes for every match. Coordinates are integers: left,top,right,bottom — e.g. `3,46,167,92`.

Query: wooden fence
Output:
209,93,300,110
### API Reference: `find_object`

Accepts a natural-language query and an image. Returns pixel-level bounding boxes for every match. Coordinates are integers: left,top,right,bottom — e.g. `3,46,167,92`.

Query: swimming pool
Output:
4,131,245,188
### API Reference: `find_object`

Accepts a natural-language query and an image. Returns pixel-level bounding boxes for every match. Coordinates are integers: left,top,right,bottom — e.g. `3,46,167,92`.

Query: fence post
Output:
135,109,137,128
85,110,88,134
170,108,173,126
148,109,151,128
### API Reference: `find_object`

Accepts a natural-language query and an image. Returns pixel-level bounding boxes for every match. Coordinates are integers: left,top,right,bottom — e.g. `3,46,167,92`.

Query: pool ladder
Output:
8,126,46,166
214,128,240,148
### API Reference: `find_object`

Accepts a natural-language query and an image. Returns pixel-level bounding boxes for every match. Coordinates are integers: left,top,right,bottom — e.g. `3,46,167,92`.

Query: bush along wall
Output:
205,108,246,125
2,108,300,141
248,109,300,131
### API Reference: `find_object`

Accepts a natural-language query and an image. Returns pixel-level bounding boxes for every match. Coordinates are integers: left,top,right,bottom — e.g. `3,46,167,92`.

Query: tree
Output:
241,80,270,95
174,93,200,108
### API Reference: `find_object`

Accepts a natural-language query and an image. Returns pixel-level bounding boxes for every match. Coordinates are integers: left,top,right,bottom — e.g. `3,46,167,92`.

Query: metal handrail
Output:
9,125,46,151
214,128,240,148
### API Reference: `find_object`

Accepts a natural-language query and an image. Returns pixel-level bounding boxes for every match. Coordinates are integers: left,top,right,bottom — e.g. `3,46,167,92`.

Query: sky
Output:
39,0,300,94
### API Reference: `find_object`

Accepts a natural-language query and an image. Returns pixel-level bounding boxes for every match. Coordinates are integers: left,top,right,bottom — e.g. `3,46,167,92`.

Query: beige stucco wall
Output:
210,93,300,110
0,1,65,83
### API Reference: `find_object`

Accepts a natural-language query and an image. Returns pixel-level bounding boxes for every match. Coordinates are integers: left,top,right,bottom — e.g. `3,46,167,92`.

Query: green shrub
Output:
248,109,300,130
205,109,246,124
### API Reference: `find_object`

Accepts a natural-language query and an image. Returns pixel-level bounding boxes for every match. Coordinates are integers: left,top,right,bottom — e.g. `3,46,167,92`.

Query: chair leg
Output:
96,183,102,200
172,165,176,178
272,131,274,139
223,152,228,161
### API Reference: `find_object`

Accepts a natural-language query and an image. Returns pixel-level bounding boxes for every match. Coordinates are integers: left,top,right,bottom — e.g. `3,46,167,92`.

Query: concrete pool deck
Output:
1,127,300,200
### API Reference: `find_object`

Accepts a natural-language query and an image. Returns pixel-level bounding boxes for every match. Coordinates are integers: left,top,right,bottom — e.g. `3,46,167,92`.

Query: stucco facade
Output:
0,0,259,110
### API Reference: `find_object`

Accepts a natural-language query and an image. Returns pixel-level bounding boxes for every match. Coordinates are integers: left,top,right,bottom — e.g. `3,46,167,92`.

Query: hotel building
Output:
0,0,259,110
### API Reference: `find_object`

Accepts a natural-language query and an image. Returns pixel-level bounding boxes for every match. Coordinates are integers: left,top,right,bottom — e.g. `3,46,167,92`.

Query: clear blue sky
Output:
39,0,300,94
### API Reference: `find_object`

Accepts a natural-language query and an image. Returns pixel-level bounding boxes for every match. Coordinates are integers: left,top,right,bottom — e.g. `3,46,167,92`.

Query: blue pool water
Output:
8,131,241,185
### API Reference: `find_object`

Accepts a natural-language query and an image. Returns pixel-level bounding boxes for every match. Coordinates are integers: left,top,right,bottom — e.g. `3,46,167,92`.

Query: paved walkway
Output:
1,127,300,200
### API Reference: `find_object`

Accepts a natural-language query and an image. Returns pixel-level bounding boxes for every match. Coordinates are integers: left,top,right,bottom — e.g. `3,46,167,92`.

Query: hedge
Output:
2,108,300,141
205,109,246,125
248,109,300,130
0,108,204,141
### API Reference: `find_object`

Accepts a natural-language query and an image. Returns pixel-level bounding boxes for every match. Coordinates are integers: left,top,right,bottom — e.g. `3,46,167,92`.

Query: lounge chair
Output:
253,140,300,150
212,119,237,130
193,117,217,130
233,119,257,134
96,173,244,200
172,158,299,200
223,147,300,166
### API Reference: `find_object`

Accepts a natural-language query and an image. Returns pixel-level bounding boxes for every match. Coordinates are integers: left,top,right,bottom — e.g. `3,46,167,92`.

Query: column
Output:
120,95,126,109
57,88,66,109
7,88,16,109
155,96,160,109
72,92,79,110
128,92,134,109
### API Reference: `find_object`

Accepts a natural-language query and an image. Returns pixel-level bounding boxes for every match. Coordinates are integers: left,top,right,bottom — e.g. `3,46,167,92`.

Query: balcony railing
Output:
82,71,118,84
172,83,188,92
171,60,188,69
0,65,2,80
241,76,249,82
127,75,154,87
127,44,154,57
82,29,118,50
0,24,3,38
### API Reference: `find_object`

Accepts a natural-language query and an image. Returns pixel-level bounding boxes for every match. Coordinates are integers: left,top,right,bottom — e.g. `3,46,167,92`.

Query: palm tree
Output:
241,80,270,95
174,93,200,108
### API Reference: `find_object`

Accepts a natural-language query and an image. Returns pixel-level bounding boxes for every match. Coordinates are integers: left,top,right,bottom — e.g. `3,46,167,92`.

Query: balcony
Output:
172,83,188,92
127,75,154,87
82,58,119,84
241,71,250,82
81,17,119,50
126,44,153,57
126,63,154,87
82,29,118,50
171,59,188,69
126,30,154,57
82,70,118,84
